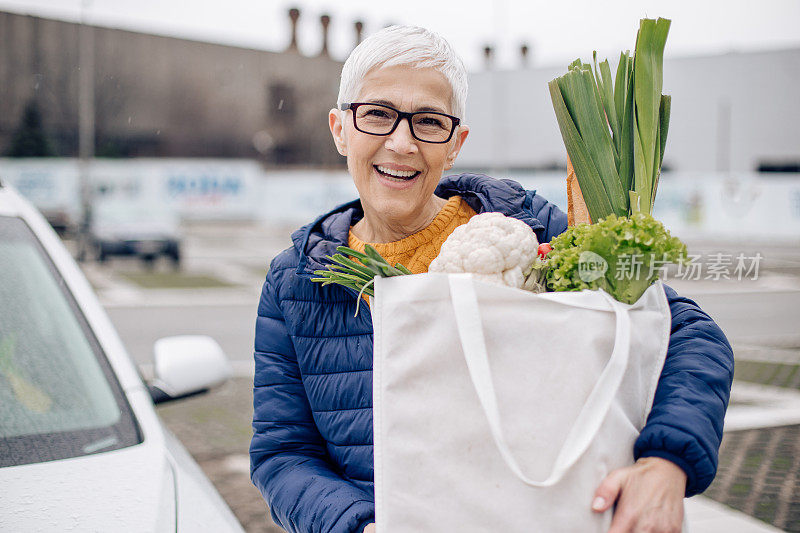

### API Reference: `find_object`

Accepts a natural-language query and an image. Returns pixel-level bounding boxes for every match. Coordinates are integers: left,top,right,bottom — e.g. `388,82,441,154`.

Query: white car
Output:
0,180,245,532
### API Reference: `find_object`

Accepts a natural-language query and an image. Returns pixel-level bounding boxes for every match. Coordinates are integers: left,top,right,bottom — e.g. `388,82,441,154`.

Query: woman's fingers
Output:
592,466,629,512
597,457,686,533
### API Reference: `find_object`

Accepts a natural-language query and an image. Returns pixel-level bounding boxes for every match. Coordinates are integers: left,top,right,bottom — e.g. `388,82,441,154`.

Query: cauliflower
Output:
429,212,539,289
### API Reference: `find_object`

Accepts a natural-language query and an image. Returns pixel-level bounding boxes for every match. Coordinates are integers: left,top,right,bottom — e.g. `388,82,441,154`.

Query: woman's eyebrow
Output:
367,99,447,114
365,98,397,107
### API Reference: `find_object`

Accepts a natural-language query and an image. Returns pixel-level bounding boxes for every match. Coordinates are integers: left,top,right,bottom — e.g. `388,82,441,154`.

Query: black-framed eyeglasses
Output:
340,102,461,144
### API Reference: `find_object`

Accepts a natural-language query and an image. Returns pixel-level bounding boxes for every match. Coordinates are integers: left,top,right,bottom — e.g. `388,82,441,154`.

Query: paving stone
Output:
706,425,800,532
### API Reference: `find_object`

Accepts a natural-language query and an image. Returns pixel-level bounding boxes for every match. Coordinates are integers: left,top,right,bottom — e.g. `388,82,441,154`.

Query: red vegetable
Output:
537,243,552,259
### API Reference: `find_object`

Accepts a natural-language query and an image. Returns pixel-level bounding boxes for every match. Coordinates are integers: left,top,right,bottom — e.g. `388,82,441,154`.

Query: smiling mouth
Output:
374,165,421,181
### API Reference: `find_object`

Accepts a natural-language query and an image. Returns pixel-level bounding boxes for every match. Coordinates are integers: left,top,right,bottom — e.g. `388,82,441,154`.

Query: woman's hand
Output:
363,523,376,533
591,457,687,533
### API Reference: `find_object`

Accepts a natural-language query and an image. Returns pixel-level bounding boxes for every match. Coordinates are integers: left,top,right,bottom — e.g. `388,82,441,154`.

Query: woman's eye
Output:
418,117,444,127
365,109,390,118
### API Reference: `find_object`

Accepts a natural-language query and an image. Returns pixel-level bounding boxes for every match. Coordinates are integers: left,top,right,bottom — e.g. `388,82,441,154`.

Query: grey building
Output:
460,48,800,174
0,9,347,166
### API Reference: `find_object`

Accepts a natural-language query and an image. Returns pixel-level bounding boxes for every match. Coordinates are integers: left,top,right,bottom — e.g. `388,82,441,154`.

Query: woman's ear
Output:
329,109,347,156
446,124,470,168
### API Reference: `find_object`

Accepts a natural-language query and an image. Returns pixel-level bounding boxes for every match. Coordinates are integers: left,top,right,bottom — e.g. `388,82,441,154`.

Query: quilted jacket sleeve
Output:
249,266,374,533
634,285,734,496
526,189,568,243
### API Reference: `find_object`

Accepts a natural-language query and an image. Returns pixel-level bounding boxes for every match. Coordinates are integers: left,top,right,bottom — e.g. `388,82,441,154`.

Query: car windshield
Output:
0,216,141,467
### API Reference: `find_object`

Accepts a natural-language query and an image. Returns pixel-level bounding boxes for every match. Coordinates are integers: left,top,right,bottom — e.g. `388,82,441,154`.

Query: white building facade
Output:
458,48,800,174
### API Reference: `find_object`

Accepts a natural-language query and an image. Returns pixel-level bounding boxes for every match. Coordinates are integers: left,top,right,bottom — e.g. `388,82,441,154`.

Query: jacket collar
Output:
293,173,545,276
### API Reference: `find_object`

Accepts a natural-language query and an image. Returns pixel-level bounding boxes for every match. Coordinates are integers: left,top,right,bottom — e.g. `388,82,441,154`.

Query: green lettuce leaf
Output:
545,213,687,304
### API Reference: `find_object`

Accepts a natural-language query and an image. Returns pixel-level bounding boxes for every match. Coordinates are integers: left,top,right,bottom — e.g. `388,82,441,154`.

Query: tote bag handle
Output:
448,274,631,488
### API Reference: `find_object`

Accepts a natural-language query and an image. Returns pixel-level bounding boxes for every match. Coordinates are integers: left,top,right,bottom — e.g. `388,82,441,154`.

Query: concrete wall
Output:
0,11,345,165
459,49,800,173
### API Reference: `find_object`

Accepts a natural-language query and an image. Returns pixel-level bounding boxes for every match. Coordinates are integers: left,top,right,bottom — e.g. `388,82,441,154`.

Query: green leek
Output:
549,17,671,219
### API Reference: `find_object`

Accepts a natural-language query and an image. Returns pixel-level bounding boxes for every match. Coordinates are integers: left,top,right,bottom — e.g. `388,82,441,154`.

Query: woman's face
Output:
329,65,469,225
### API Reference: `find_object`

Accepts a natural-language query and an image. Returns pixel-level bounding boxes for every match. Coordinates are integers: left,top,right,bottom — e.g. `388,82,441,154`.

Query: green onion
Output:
311,245,411,314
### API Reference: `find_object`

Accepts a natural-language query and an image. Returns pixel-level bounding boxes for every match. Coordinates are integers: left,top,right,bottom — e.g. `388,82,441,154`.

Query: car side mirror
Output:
148,335,232,405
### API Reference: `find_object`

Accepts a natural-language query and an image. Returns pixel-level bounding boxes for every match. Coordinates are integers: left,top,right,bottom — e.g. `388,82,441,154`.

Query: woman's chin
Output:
371,200,419,223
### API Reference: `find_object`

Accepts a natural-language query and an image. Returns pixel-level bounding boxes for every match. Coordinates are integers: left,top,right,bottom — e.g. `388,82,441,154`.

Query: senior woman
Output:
250,26,733,533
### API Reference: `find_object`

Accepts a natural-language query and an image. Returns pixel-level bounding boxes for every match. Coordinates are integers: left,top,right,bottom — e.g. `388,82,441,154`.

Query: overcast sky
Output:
2,0,799,70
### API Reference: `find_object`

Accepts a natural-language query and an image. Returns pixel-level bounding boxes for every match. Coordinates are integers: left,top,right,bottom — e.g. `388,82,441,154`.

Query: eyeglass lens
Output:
354,105,454,142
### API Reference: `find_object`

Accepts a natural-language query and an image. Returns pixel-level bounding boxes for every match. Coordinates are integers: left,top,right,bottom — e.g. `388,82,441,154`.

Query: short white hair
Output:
337,25,468,120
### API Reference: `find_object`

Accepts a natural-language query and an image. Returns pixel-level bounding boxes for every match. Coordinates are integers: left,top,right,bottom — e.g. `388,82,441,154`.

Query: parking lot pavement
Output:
158,374,800,532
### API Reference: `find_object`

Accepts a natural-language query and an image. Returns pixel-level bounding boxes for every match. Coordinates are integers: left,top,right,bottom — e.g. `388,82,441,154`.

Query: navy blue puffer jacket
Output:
250,174,734,533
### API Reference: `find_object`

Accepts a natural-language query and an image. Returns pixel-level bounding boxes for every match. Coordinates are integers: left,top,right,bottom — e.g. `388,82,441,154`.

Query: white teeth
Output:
376,165,417,178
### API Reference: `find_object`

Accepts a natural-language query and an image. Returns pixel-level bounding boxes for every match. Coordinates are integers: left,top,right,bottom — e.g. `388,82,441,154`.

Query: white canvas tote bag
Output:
372,273,672,532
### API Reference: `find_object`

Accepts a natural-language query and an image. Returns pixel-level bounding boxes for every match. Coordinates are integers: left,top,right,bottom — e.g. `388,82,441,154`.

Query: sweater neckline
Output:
348,195,465,256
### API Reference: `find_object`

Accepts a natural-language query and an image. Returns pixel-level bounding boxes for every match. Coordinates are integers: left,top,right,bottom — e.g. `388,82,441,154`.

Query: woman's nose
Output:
384,117,419,154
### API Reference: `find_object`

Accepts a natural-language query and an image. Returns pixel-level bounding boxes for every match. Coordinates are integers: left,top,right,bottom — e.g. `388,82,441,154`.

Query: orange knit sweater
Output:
348,195,477,275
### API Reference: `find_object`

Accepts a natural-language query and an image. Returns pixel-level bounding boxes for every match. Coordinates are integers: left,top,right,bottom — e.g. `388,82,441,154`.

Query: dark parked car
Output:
90,202,181,266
